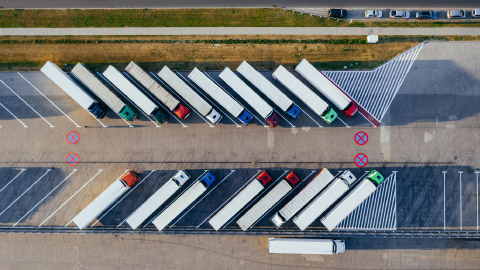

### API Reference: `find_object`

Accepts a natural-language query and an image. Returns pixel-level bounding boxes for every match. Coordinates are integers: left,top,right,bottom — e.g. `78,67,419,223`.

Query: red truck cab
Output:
285,171,300,187
343,102,358,118
174,104,191,119
120,171,141,187
257,170,272,186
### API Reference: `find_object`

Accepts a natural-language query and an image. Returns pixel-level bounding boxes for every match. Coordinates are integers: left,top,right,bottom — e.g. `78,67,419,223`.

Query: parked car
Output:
472,9,480,18
390,10,410,19
447,10,466,19
416,10,437,19
365,10,382,18
328,9,347,18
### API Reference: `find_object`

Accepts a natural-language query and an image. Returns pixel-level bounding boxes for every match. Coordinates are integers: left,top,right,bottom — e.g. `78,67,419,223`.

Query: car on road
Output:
447,10,466,19
472,9,480,18
328,9,347,18
415,10,437,19
390,10,410,19
365,10,382,18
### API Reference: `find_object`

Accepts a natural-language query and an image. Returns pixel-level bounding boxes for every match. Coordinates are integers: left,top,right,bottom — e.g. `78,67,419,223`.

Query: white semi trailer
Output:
268,238,345,255
41,61,107,119
321,170,384,231
158,66,222,124
126,170,190,230
72,171,140,229
219,67,281,127
188,67,253,126
272,65,337,124
295,59,358,117
71,63,137,121
236,61,301,119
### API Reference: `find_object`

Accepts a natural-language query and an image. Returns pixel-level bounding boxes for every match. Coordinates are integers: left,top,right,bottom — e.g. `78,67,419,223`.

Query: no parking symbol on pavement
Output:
67,131,80,144
355,131,368,145
66,153,79,166
354,153,368,167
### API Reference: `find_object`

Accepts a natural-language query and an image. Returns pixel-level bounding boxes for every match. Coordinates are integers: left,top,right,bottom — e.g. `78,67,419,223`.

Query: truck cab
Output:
366,170,384,186
119,105,137,121
343,102,358,118
339,170,356,185
285,104,301,119
120,171,141,187
201,172,216,188
257,170,272,186
285,171,300,187
206,108,223,124
152,108,168,124
237,110,253,126
266,112,281,128
172,170,190,186
89,102,108,119
321,107,338,124
173,104,190,120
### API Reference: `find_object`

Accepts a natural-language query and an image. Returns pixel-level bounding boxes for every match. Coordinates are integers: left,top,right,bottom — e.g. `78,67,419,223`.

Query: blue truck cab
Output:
89,102,108,119
201,172,217,188
237,110,253,126
285,104,301,119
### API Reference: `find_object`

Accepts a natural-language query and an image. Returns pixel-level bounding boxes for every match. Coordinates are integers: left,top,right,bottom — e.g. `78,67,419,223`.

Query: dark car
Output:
416,10,437,19
328,9,347,18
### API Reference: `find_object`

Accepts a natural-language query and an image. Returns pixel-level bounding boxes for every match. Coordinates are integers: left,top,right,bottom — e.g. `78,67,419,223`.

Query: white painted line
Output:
196,170,262,229
203,72,268,127
0,169,26,193
459,171,463,231
0,101,28,128
13,169,77,226
176,71,240,127
39,169,103,227
170,170,236,228
336,115,350,128
222,170,289,229
274,109,295,128
0,169,51,218
476,171,479,231
0,80,54,128
347,171,369,228
143,171,208,228
123,72,186,127
17,72,81,128
294,102,322,128
442,171,446,231
97,72,158,127
91,170,155,227
150,72,212,127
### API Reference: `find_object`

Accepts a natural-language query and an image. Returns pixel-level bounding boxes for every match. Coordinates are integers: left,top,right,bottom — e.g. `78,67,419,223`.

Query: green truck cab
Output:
119,105,137,121
321,108,338,124
366,170,384,186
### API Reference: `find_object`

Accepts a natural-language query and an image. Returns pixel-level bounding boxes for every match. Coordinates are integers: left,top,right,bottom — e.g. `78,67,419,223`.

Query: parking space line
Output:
91,170,155,227
0,101,28,127
122,72,187,127
176,71,241,127
273,109,295,128
251,170,316,228
459,171,463,230
476,171,479,231
17,72,81,128
143,171,208,228
443,171,446,231
0,80,54,128
96,72,158,127
346,171,368,228
203,72,268,128
196,170,262,228
294,102,322,128
39,169,104,227
150,72,213,127
13,169,77,226
170,170,236,228
0,169,51,218
222,170,288,229
0,169,26,193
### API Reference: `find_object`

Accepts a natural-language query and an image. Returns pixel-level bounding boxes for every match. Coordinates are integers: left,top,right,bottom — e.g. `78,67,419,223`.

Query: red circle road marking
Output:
67,131,80,145
66,153,79,166
354,131,368,145
354,153,368,167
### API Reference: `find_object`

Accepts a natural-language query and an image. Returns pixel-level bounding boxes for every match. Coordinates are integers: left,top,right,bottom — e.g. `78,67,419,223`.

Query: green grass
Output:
1,9,480,28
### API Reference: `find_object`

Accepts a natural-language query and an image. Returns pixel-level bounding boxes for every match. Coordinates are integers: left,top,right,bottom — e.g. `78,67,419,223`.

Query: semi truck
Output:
71,63,137,121
268,238,345,255
272,65,337,124
124,61,190,119
102,65,167,124
295,59,358,117
152,172,216,231
208,170,272,231
157,66,222,124
40,61,107,119
72,171,141,229
219,67,281,128
321,170,384,231
293,170,357,231
126,170,190,230
236,61,301,119
236,171,300,231
270,168,336,228
188,68,253,126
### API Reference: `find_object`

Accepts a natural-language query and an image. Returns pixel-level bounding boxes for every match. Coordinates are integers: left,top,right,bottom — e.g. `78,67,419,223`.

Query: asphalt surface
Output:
2,0,480,9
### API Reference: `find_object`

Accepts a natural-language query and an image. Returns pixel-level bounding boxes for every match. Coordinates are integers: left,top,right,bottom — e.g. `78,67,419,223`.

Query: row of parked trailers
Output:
40,59,358,127
72,169,384,232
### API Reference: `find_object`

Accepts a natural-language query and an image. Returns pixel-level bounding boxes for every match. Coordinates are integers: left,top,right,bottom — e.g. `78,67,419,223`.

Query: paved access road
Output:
2,0,480,9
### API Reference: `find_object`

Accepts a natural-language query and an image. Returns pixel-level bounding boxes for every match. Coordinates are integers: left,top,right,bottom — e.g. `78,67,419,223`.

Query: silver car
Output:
365,9,382,18
447,10,466,19
390,10,410,18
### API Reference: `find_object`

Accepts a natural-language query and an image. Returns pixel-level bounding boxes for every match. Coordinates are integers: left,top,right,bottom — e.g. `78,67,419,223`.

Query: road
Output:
1,0,480,9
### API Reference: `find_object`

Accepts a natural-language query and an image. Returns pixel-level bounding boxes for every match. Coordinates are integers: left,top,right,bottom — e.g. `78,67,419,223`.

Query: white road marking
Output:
0,169,51,218
459,171,463,231
169,170,236,228
91,170,155,226
39,169,103,227
0,101,28,127
0,169,26,193
443,171,446,231
476,171,479,231
274,109,295,128
0,79,54,128
293,102,322,128
17,72,81,128
196,170,262,229
13,169,77,226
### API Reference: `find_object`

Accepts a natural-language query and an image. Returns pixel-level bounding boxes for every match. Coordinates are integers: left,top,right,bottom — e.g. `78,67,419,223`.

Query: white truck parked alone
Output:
268,238,345,255
72,171,140,229
126,170,190,230
158,66,222,124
